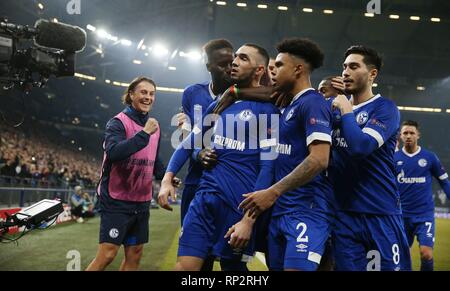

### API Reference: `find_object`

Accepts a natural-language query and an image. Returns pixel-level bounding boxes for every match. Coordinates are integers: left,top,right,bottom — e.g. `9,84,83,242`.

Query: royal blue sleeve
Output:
192,149,201,161
430,153,450,199
197,101,217,148
166,141,193,175
166,102,217,174
340,100,399,157
105,118,150,162
166,127,202,174
362,100,400,147
254,104,279,191
300,96,332,147
340,113,379,157
182,86,193,128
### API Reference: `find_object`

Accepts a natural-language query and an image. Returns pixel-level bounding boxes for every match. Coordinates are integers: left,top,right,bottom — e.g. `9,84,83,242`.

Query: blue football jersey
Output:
330,94,402,215
197,100,280,213
272,88,334,217
395,147,449,216
181,82,218,186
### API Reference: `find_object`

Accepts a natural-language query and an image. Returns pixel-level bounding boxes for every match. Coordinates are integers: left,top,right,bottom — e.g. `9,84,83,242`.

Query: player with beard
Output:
329,46,411,271
159,44,279,271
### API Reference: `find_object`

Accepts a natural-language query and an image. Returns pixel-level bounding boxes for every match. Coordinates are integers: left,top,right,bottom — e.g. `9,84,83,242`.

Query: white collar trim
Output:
290,88,315,106
209,82,218,100
352,94,381,110
402,146,422,157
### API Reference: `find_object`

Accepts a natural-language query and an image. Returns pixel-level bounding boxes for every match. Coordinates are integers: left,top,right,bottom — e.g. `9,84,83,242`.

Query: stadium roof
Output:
2,0,450,108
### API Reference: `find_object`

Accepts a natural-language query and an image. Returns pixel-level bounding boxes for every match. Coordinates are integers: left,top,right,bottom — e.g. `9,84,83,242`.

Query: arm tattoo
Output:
272,155,324,196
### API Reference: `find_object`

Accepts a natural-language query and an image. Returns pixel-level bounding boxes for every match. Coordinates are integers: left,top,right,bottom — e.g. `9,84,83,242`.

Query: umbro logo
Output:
296,243,308,252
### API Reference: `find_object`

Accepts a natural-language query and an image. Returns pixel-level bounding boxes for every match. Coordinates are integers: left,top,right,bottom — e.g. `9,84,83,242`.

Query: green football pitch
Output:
0,205,449,271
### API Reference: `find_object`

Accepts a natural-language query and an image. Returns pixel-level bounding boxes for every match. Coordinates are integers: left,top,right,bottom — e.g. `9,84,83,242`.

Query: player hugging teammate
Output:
158,37,450,271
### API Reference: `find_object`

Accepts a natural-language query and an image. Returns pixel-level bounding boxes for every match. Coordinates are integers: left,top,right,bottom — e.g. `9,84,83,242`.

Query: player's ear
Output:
369,68,378,82
257,64,265,77
206,62,212,73
294,63,303,78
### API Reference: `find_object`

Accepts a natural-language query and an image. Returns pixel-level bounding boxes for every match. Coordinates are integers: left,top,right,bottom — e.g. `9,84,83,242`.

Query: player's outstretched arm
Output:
431,154,450,199
213,86,275,114
240,141,330,218
158,172,177,211
158,132,198,211
440,179,450,200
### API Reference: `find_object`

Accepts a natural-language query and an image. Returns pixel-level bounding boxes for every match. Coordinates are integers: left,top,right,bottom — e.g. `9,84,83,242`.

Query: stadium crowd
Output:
0,126,100,188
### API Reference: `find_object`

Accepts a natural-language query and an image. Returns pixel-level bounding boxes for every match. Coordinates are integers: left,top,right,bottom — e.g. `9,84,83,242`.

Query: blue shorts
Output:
178,191,256,262
403,215,435,248
180,184,198,225
333,211,412,271
268,211,332,271
99,211,149,246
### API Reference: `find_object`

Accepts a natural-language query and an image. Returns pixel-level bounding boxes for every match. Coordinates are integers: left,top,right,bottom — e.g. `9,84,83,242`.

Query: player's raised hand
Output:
143,118,159,135
197,148,218,170
213,87,237,115
331,76,346,94
239,188,280,218
332,94,352,114
175,112,187,130
158,175,177,211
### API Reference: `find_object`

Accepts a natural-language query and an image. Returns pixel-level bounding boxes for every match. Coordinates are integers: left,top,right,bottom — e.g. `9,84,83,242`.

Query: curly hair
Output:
276,38,324,71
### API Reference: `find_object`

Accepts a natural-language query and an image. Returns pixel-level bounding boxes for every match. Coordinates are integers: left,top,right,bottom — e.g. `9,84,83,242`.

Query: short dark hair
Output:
203,39,233,61
243,43,270,67
401,120,419,130
344,45,383,71
122,76,156,105
321,76,335,83
276,38,324,71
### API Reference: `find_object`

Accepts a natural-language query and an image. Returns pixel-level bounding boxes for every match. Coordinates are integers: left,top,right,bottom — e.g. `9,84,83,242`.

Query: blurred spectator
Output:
0,125,100,188
70,186,95,223
0,158,15,177
82,191,95,213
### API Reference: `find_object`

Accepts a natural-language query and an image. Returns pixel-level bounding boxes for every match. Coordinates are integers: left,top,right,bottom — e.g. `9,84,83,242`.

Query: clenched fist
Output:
332,94,353,115
143,118,159,135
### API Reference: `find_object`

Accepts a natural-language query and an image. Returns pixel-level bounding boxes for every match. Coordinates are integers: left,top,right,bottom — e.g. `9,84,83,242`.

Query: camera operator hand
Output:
143,118,159,135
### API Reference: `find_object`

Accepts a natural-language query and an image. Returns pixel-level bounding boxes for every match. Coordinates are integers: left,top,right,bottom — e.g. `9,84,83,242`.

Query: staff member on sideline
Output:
86,76,178,271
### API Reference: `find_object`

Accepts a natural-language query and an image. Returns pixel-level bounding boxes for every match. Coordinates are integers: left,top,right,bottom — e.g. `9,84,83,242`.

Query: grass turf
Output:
0,205,448,271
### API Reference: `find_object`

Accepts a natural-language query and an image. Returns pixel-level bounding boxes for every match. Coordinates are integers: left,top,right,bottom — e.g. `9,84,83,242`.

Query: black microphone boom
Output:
34,19,86,53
